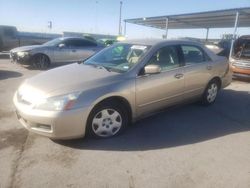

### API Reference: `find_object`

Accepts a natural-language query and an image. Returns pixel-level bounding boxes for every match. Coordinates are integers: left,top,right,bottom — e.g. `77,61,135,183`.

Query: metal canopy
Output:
124,7,250,29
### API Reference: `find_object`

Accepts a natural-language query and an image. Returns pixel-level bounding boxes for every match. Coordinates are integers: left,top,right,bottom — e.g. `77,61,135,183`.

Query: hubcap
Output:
92,109,122,137
34,55,48,69
207,83,218,103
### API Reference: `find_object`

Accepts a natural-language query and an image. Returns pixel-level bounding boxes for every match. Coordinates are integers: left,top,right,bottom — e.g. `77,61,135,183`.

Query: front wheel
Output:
87,102,128,138
201,80,219,105
33,54,50,70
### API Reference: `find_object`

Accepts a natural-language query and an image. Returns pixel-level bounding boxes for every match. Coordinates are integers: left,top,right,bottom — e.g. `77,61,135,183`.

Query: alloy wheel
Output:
34,55,49,69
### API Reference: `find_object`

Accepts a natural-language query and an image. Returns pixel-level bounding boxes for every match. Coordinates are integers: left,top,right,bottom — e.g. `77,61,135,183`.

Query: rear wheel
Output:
201,80,219,105
87,101,128,138
33,54,50,70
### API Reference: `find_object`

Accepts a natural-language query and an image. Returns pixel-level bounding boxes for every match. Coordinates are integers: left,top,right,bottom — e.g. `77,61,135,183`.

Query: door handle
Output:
207,65,212,70
174,73,184,79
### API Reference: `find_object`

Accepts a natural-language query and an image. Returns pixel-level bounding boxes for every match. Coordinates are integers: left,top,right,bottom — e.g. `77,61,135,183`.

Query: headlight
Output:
17,51,30,57
33,91,81,111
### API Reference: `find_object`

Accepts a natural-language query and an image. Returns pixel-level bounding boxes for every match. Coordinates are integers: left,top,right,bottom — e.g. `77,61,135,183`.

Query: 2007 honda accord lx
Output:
13,39,232,139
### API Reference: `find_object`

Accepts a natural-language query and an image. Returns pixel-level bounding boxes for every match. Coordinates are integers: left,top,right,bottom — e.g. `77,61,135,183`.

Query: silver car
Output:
10,37,104,69
13,39,232,139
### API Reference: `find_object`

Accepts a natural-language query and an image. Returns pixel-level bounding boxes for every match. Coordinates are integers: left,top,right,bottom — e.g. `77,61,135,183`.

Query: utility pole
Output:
46,21,52,38
118,1,123,36
95,1,98,33
48,21,52,30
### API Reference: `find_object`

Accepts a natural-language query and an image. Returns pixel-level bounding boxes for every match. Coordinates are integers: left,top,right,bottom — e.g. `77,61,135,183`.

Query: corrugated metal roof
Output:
125,7,250,29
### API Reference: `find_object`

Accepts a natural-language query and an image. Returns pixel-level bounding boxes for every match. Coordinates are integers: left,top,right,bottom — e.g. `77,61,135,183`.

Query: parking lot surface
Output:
0,59,250,188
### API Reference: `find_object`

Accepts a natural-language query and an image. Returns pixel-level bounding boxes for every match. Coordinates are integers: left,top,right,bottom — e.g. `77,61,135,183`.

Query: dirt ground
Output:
0,58,250,188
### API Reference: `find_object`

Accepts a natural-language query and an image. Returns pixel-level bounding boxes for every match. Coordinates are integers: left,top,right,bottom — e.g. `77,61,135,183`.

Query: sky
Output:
0,0,249,39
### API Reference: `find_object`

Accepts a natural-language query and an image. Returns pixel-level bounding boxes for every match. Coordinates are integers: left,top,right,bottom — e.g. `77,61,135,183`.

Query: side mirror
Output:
144,64,161,74
58,43,65,48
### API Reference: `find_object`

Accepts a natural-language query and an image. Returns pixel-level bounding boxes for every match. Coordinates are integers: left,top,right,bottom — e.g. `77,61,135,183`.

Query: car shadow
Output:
54,89,250,151
0,70,23,80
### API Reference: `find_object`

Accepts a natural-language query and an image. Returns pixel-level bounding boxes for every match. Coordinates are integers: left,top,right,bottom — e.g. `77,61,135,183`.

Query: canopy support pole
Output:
118,1,123,35
124,21,127,36
229,11,239,58
165,17,169,39
206,28,209,41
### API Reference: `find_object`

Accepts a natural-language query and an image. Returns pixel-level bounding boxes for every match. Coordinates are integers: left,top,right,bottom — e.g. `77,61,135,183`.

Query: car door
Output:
136,45,185,117
76,39,99,60
53,39,78,62
181,45,213,99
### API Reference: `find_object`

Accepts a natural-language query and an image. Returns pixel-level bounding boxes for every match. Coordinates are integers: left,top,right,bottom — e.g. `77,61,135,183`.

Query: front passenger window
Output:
147,46,180,71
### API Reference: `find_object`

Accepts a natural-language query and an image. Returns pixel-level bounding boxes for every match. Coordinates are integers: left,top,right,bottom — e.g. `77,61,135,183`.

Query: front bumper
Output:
10,51,32,65
13,94,90,139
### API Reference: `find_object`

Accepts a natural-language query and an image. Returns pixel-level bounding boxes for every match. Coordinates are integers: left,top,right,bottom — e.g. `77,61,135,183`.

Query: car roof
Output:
121,38,203,46
239,35,250,39
59,37,98,42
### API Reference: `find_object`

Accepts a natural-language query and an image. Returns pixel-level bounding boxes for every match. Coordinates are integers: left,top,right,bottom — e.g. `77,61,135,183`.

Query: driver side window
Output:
64,39,77,48
147,45,180,71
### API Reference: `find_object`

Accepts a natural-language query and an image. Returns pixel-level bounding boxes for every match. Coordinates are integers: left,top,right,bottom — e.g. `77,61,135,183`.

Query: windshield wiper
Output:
85,63,111,72
96,65,111,72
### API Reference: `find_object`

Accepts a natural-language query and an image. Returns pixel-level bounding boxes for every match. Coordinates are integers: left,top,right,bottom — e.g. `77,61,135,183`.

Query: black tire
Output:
87,101,128,138
201,79,219,105
32,54,50,70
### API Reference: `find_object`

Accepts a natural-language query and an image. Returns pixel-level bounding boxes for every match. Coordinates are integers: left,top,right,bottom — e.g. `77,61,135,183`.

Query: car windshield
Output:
43,38,64,46
84,43,150,73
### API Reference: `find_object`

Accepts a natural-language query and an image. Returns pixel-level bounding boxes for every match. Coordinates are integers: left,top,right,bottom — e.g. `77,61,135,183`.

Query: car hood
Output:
20,63,121,98
11,45,43,52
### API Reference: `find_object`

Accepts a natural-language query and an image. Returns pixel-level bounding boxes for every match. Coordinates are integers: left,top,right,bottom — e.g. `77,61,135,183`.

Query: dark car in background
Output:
10,37,104,69
0,25,60,52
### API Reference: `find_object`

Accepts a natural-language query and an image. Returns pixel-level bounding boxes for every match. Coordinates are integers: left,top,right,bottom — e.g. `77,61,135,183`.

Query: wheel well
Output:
211,77,222,89
94,96,132,122
32,53,51,63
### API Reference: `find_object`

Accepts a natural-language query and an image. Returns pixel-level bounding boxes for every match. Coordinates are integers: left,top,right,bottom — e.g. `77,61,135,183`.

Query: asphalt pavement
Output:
0,58,250,188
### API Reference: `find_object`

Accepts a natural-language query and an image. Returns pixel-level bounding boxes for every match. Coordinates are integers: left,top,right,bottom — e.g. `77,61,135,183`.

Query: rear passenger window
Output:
78,39,97,47
181,45,211,64
65,39,97,47
65,39,79,47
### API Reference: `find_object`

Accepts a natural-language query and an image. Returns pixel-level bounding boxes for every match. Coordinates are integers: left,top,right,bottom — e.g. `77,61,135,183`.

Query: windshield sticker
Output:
123,66,129,69
131,45,147,50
